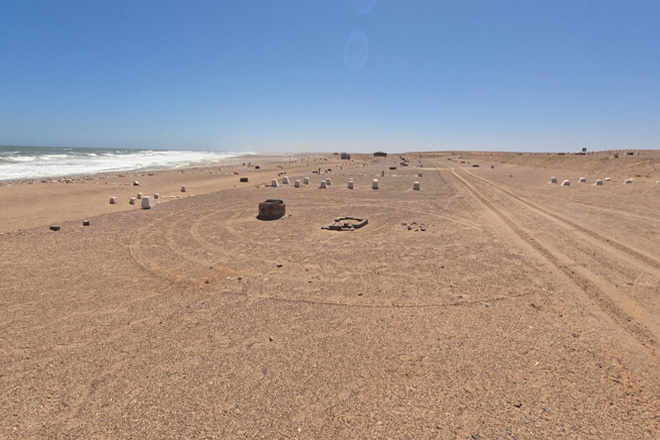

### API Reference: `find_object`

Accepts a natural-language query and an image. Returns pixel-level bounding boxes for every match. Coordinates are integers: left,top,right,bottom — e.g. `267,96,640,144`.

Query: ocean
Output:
0,146,249,181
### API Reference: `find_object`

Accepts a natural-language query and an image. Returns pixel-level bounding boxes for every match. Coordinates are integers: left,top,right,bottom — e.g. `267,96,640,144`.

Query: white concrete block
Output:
413,181,420,190
561,180,570,186
372,179,379,189
109,197,117,204
129,197,136,204
303,177,310,185
271,179,279,187
294,179,301,187
141,196,155,209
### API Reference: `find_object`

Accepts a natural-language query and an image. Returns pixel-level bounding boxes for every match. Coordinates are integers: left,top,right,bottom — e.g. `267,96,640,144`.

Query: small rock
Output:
514,402,522,408
49,225,60,231
269,336,274,342
82,220,90,226
205,280,210,284
277,264,283,268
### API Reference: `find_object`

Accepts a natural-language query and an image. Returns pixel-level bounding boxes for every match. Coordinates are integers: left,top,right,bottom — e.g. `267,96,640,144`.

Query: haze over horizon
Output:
2,1,659,153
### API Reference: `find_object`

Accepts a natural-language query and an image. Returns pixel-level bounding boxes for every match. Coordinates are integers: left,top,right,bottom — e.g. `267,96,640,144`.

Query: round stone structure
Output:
258,199,286,220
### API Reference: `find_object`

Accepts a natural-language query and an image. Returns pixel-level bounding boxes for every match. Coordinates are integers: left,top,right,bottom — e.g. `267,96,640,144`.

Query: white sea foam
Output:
0,147,251,181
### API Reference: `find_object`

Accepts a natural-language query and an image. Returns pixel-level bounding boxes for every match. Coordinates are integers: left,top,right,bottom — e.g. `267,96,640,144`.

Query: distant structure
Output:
341,153,351,160
374,151,387,157
579,147,587,155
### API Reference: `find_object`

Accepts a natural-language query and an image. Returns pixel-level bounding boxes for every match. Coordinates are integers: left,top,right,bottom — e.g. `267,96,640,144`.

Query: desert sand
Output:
1,150,659,439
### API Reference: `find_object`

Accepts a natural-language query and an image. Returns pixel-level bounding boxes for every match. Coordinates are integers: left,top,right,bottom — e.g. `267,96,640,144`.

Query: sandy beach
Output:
1,151,659,439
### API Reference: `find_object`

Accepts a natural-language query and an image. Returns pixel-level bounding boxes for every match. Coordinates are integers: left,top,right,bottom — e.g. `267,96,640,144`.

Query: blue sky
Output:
1,0,659,152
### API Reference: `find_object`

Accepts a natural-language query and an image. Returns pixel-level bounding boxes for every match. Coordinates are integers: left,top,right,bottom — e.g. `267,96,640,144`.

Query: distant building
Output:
374,151,387,157
340,153,350,160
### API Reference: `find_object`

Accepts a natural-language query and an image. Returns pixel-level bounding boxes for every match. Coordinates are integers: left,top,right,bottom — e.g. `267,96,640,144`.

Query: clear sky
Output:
1,0,659,153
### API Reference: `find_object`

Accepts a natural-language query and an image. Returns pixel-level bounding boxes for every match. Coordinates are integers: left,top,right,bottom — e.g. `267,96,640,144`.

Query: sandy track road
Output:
434,161,660,354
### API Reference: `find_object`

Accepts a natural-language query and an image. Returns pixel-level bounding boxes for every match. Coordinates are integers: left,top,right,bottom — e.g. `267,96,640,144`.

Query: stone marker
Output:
49,225,60,231
137,192,143,199
82,220,90,226
282,176,290,184
595,179,604,186
579,177,587,183
133,181,139,186
418,171,423,177
326,178,332,186
320,180,327,189
294,179,301,187
240,177,248,182
605,177,611,181
303,177,310,185
129,197,136,205
154,193,160,199
561,180,571,186
181,185,186,192
413,181,420,190
549,177,558,183
624,179,633,184
372,179,379,189
141,196,155,209
271,179,279,187
348,180,354,189
109,197,118,204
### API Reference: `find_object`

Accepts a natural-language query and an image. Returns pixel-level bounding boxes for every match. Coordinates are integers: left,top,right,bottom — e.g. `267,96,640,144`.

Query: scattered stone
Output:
277,264,283,268
594,179,603,186
605,177,611,181
579,177,587,183
514,402,522,408
49,225,60,231
624,179,633,184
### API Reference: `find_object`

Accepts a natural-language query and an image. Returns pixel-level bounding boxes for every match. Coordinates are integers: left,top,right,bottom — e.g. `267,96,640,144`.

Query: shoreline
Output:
0,152,331,233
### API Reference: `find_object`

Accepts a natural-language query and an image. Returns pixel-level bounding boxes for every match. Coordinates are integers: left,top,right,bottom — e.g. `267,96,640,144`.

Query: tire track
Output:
439,165,659,353
461,166,660,273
